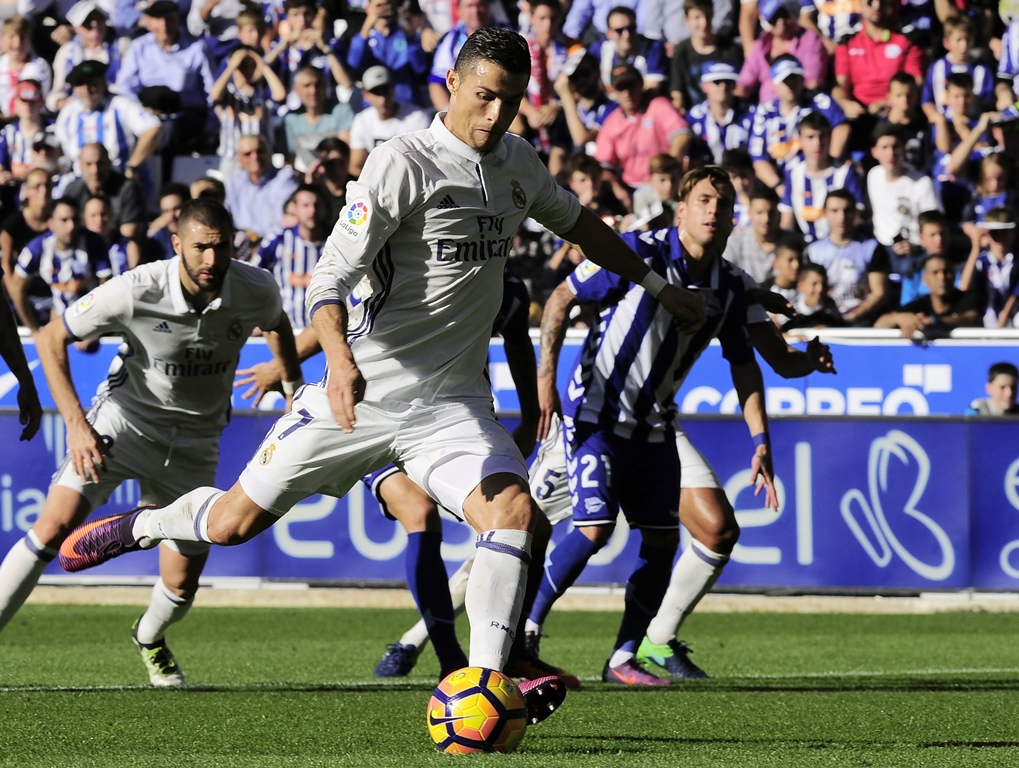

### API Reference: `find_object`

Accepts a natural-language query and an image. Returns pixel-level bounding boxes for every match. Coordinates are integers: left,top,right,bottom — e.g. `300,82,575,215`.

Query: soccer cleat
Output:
58,507,156,572
601,657,671,686
374,642,421,678
518,675,567,725
503,635,582,688
131,618,185,687
637,637,709,680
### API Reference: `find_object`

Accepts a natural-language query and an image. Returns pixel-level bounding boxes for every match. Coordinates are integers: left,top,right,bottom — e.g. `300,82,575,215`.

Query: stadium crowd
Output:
1,0,1019,340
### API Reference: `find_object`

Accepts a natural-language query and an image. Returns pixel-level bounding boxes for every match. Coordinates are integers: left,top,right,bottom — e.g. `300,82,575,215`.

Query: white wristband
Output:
281,377,304,396
640,270,668,298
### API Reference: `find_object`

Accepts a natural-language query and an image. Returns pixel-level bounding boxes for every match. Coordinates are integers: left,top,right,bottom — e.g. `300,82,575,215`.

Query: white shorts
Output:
239,385,527,520
526,416,721,524
52,398,217,555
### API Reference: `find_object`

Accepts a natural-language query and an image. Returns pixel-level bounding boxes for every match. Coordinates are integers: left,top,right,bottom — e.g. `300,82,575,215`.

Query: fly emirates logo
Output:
435,216,513,263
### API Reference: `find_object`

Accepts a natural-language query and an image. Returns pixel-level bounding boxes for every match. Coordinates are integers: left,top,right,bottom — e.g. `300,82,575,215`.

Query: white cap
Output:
66,0,106,28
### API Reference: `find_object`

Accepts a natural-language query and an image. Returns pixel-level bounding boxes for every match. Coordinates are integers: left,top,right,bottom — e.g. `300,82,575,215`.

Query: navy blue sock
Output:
406,531,466,674
613,537,677,654
527,528,601,627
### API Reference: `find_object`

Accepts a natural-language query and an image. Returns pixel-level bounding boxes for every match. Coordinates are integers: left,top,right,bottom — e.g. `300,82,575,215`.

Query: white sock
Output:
134,578,193,645
609,648,634,668
524,619,542,635
465,530,531,670
0,531,57,633
645,540,728,645
134,487,223,543
399,554,474,649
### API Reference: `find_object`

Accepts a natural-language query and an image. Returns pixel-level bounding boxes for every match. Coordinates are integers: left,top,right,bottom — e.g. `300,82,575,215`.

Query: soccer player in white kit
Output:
0,200,302,685
58,28,708,721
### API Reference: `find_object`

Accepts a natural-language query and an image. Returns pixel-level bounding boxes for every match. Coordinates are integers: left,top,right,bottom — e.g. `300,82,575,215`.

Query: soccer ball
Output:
426,667,528,754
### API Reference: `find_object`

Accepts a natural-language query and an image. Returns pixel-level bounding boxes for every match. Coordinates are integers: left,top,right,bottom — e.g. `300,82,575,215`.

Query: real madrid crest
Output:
227,318,243,341
259,443,276,465
511,180,526,209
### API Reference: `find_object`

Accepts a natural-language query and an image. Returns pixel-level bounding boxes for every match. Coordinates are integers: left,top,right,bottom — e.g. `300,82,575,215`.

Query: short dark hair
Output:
889,71,917,90
677,165,736,205
683,0,713,16
454,27,530,79
178,199,234,235
989,362,1019,382
798,111,831,136
607,5,636,21
51,196,79,215
945,71,974,92
749,183,780,206
721,148,753,174
83,194,109,210
775,232,805,256
284,0,316,12
917,209,946,231
529,0,563,15
797,261,827,285
825,188,857,208
160,182,191,202
315,136,350,158
565,151,602,180
293,182,323,200
872,122,905,147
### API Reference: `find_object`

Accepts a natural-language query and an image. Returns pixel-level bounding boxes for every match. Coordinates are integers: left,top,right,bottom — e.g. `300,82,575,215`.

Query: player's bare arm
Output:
0,281,41,440
730,359,779,511
536,281,577,441
311,302,364,433
558,207,706,332
36,317,110,484
501,312,541,455
254,311,303,411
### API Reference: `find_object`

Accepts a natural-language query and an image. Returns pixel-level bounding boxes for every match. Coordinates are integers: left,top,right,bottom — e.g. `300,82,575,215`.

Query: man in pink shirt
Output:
594,63,690,199
833,0,924,120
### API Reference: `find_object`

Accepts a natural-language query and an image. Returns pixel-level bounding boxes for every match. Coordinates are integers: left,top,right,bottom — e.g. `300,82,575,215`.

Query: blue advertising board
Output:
4,334,1019,416
0,411,1016,591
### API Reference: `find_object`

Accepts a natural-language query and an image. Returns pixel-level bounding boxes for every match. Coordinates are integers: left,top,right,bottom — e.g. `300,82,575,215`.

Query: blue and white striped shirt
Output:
563,227,754,441
780,161,864,242
748,92,846,172
921,56,995,113
686,99,755,165
15,229,111,315
799,0,860,44
998,19,1019,93
54,94,161,174
257,225,325,331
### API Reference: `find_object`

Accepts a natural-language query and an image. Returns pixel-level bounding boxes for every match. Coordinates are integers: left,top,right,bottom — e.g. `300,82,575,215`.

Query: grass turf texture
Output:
2,606,1018,767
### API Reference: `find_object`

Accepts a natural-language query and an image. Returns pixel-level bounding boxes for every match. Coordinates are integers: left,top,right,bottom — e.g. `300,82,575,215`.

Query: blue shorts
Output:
565,419,681,530
361,463,403,520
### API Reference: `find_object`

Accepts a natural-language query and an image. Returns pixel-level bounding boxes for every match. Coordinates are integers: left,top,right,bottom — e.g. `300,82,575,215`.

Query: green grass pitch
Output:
2,605,1018,767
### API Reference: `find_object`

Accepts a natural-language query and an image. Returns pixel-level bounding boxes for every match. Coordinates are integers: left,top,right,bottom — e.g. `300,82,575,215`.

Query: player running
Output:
0,199,301,686
57,27,706,723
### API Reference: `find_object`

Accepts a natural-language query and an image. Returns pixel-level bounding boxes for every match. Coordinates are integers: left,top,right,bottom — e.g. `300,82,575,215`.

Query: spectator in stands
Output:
589,5,667,92
748,54,847,192
346,0,431,108
960,206,1018,328
0,167,51,305
0,81,48,189
304,136,349,224
645,0,735,55
594,62,690,202
187,0,249,59
629,152,680,230
212,44,287,178
8,197,110,334
190,174,226,204
62,143,145,241
562,0,642,43
779,112,863,243
83,195,137,274
266,0,354,113
348,65,430,177
920,15,994,124
782,261,846,330
564,151,622,217
686,60,753,165
894,209,948,306
873,72,930,174
428,0,492,112
965,362,1019,416
997,16,1019,110
256,183,328,334
48,1,121,113
669,0,742,115
55,60,163,177
798,0,861,56
761,231,801,306
722,147,754,228
0,16,52,115
832,0,924,134
736,0,826,104
722,184,780,283
961,154,1017,247
875,254,981,337
283,64,354,173
806,188,889,325
226,133,298,246
553,51,617,157
145,182,190,262
867,123,940,253
116,1,217,150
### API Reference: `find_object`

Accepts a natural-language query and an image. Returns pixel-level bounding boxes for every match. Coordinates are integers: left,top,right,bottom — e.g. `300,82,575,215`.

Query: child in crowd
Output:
82,195,139,275
630,153,681,231
782,262,844,331
722,148,754,229
961,154,1017,246
686,61,753,165
961,206,1018,328
722,184,780,283
669,0,743,115
874,72,930,175
867,123,940,252
965,362,1019,415
921,15,995,123
894,210,950,306
761,232,802,308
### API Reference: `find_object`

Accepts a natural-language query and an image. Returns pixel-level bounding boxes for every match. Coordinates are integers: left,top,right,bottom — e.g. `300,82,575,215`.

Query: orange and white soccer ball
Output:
426,667,528,754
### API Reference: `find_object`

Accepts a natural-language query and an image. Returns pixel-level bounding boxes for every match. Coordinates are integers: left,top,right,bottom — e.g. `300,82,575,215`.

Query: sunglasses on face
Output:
610,24,636,35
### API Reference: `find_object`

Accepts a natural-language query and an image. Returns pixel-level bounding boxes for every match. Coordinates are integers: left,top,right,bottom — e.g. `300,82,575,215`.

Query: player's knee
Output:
696,508,740,554
392,496,442,534
580,524,613,548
